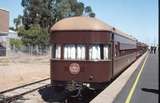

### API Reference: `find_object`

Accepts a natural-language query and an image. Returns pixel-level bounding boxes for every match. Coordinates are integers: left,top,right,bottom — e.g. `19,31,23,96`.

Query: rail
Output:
0,78,50,103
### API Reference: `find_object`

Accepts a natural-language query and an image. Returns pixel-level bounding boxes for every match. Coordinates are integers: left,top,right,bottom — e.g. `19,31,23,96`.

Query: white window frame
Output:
64,44,76,59
64,44,86,60
53,44,61,59
104,45,109,60
89,45,101,60
89,44,110,61
77,45,85,60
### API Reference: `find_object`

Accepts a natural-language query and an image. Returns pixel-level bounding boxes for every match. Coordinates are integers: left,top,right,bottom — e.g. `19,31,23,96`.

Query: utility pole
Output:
153,34,156,47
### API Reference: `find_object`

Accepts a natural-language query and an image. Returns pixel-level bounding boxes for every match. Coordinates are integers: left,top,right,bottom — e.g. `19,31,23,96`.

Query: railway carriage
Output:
137,42,148,58
49,16,146,93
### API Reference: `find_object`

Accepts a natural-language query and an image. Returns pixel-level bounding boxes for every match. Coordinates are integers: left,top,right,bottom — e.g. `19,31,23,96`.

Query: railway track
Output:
0,78,50,103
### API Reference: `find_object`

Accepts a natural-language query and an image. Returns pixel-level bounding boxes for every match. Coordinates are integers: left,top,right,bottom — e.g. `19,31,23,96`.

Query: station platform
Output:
90,51,159,103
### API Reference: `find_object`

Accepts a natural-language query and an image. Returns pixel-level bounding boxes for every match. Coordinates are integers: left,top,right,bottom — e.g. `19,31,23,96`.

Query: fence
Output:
10,45,51,56
0,47,6,56
1,45,51,58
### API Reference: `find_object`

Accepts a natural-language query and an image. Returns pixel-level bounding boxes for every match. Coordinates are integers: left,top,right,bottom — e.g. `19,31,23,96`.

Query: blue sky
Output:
0,0,158,45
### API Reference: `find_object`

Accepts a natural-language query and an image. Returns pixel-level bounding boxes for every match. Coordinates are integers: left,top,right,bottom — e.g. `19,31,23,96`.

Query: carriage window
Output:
89,44,110,60
89,45,101,60
64,45,76,59
77,45,85,60
104,45,109,60
55,45,61,59
64,44,85,60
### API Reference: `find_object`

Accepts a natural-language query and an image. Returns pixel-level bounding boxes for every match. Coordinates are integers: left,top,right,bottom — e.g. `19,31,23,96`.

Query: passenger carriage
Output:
49,16,144,92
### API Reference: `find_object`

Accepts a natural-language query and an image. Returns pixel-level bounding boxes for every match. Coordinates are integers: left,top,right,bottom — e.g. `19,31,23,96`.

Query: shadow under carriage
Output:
38,84,102,103
38,85,69,102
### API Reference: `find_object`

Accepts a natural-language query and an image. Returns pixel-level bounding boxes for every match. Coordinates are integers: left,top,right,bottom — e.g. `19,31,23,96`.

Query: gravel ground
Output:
17,91,47,103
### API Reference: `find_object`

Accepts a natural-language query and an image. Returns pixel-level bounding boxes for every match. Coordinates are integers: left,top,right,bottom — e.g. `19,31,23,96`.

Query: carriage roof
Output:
51,16,136,40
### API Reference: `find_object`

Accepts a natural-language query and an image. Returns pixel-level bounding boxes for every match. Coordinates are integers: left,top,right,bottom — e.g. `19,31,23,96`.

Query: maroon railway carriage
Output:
49,16,140,91
137,42,148,58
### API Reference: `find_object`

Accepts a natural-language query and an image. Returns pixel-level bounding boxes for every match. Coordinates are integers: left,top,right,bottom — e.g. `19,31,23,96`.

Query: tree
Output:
18,25,48,46
16,0,96,48
10,39,23,49
14,15,22,30
89,12,96,17
9,27,16,31
84,6,95,17
20,0,95,29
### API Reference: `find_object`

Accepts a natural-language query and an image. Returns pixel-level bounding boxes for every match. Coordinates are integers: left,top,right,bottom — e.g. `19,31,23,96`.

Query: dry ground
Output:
0,54,50,91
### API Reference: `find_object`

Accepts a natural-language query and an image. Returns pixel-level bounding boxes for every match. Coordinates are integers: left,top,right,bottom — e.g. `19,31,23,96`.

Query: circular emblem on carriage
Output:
69,63,80,75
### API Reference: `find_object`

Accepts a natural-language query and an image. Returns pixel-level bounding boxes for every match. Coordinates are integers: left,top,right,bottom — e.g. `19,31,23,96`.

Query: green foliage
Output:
9,27,16,31
21,0,56,28
84,6,95,17
18,25,49,46
14,0,96,46
20,0,96,29
89,12,96,17
10,39,23,49
85,6,92,13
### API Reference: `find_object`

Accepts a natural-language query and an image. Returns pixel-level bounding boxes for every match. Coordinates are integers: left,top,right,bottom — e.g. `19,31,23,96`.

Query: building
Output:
0,8,9,56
